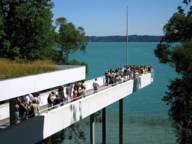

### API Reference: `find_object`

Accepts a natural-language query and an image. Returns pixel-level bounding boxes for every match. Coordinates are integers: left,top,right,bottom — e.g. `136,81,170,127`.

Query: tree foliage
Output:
0,0,87,63
55,17,87,63
0,15,4,39
0,0,55,60
154,1,192,144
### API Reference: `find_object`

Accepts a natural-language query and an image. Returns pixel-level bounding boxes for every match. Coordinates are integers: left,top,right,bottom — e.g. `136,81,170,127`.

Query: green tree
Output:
55,17,87,63
0,0,55,60
0,16,4,39
154,1,192,143
0,15,4,51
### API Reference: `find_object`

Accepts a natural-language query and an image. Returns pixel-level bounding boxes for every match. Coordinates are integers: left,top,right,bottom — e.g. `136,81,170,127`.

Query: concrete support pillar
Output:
102,108,106,144
90,113,95,144
119,99,124,144
9,98,16,125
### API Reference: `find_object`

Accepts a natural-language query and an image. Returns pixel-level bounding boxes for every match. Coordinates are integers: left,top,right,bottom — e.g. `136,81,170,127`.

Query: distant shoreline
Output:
86,35,162,42
87,41,159,43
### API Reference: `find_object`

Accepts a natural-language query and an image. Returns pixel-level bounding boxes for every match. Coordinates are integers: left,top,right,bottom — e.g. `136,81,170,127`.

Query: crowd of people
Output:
72,81,86,101
14,93,40,124
13,65,152,124
47,91,64,108
47,81,86,109
105,65,152,85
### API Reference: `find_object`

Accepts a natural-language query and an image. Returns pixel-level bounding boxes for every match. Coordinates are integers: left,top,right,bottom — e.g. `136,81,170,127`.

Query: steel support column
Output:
90,113,95,144
119,99,124,144
102,108,106,144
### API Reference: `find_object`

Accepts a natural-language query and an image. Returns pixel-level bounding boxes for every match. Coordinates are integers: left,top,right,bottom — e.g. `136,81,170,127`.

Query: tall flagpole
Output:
119,6,128,144
126,6,128,66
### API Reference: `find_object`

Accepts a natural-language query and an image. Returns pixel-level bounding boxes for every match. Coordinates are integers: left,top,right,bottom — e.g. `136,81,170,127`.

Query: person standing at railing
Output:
15,103,20,123
32,93,41,106
47,92,55,109
58,86,66,104
93,78,99,93
25,94,34,105
19,98,28,121
81,80,86,97
66,83,73,102
27,101,35,118
78,84,83,96
32,99,39,116
53,94,62,107
105,71,109,85
72,87,78,101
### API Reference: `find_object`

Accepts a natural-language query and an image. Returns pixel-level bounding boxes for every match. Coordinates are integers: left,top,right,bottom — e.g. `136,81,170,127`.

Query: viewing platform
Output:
0,65,153,144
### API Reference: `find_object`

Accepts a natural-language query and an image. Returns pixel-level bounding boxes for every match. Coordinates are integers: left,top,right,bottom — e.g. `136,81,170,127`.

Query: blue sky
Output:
53,0,182,36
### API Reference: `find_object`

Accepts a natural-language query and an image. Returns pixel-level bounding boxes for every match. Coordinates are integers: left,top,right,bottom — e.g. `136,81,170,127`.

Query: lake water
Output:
68,42,177,144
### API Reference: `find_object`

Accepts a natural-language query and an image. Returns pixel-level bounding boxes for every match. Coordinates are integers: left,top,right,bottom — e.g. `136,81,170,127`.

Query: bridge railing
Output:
39,72,153,114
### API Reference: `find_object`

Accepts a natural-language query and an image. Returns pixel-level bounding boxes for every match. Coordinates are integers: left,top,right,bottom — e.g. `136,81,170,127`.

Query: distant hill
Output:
86,35,162,42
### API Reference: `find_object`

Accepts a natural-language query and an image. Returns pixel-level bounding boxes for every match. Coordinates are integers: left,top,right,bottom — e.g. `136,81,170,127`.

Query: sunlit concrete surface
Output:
0,65,85,101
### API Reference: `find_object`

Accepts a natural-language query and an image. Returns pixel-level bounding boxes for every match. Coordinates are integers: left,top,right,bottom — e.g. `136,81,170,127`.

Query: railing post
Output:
102,108,106,144
119,99,124,144
90,113,95,144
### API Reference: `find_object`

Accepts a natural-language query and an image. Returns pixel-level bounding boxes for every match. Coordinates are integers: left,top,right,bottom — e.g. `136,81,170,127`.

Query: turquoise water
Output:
69,42,177,144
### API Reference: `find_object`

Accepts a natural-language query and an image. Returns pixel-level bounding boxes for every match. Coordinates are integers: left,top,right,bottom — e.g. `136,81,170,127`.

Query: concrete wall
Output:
0,66,86,102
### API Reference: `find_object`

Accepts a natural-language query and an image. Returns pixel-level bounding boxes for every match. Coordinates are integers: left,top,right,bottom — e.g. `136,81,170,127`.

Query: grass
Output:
0,58,58,80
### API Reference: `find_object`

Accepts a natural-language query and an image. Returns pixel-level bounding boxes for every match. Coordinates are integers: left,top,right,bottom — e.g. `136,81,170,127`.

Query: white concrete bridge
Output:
0,65,153,144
